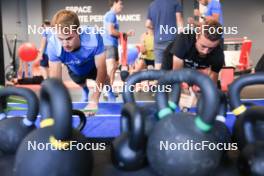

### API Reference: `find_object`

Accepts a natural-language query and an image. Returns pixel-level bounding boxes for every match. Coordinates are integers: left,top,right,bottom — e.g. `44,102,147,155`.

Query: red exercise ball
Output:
18,42,38,62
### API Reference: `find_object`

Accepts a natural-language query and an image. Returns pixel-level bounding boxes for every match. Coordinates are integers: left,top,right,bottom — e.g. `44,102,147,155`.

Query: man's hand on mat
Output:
83,102,98,116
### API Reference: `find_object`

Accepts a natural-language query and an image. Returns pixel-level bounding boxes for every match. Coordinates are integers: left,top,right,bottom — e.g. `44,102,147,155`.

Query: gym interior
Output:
0,0,264,175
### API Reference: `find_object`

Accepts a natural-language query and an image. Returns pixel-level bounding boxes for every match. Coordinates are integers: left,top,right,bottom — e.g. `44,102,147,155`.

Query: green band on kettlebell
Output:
158,108,173,120
232,105,247,116
195,116,212,132
168,101,177,111
7,96,27,104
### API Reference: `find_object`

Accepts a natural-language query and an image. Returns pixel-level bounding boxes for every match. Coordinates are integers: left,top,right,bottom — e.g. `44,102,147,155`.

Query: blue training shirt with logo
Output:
47,26,104,76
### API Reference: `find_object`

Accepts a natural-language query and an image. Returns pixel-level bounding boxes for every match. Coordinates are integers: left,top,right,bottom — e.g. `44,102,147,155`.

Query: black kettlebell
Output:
13,79,93,176
0,87,39,154
177,86,232,146
210,91,232,145
112,103,147,171
147,69,221,176
237,106,264,176
122,70,180,137
228,73,264,149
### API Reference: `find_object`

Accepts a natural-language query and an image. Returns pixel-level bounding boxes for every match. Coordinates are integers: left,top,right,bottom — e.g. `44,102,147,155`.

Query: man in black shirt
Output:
162,20,225,84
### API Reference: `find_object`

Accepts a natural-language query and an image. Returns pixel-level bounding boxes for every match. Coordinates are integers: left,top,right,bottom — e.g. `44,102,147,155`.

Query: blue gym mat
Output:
4,99,264,138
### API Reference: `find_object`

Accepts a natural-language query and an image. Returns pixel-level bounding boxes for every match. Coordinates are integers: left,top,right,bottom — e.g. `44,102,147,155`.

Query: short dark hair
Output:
200,20,223,41
109,0,121,7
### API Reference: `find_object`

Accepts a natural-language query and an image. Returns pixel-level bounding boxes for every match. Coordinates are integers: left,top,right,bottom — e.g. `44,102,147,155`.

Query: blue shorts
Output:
40,54,49,67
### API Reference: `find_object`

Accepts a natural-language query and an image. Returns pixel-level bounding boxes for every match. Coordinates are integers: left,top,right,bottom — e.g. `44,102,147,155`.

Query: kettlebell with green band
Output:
147,69,221,176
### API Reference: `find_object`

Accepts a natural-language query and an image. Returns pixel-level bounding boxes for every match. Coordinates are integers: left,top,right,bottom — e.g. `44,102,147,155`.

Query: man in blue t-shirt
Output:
146,0,184,70
103,0,134,101
47,9,107,116
197,0,223,25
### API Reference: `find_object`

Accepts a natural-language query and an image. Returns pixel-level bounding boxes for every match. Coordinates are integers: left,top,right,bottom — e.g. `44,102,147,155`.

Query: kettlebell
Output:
177,86,232,146
237,106,264,176
113,70,180,171
212,94,240,176
147,69,221,176
122,70,180,136
0,87,39,154
13,79,93,176
112,103,146,171
228,73,264,149
210,91,232,145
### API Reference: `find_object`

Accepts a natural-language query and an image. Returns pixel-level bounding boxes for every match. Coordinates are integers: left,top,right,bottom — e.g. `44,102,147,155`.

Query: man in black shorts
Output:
162,19,225,84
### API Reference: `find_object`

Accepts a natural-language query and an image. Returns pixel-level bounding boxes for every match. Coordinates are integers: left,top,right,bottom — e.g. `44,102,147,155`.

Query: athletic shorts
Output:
105,46,119,61
142,58,154,66
68,67,97,85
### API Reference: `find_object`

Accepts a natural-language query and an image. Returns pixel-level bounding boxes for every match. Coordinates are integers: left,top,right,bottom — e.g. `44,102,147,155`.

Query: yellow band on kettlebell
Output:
40,118,54,128
49,136,70,150
232,105,247,116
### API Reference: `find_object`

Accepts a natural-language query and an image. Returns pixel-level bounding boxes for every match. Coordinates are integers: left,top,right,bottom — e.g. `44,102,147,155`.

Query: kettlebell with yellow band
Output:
13,79,93,176
228,73,264,150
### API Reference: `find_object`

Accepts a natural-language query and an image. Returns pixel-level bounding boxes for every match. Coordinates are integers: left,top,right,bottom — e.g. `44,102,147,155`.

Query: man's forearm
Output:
110,29,120,37
91,68,106,104
49,62,62,79
209,71,219,84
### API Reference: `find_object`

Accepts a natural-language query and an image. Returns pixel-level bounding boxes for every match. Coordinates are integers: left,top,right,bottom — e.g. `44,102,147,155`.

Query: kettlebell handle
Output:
123,70,165,103
123,70,180,109
229,73,264,116
72,109,86,131
0,87,39,125
156,69,219,132
40,79,72,141
121,103,145,150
